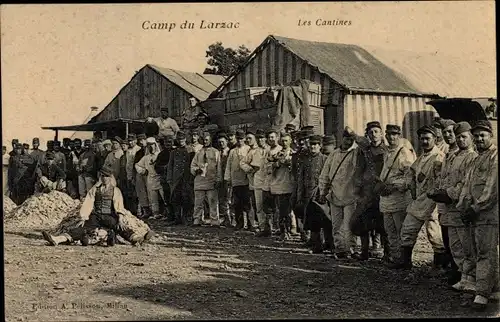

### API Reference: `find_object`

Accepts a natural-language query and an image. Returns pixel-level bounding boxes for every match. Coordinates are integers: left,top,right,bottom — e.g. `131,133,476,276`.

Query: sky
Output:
1,1,496,147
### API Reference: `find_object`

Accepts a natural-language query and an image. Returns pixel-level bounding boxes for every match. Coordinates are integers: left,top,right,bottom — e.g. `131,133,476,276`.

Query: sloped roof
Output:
148,65,226,101
363,46,496,98
271,35,421,93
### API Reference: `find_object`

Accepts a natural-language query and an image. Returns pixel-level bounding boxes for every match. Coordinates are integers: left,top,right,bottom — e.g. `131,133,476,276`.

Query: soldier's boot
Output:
352,234,370,261
432,252,448,273
323,227,334,253
42,231,69,246
311,231,323,254
387,246,413,270
107,230,116,247
471,295,489,311
141,206,152,219
452,274,476,292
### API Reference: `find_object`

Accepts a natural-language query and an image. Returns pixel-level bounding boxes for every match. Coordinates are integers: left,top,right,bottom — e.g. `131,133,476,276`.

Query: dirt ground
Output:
4,221,499,321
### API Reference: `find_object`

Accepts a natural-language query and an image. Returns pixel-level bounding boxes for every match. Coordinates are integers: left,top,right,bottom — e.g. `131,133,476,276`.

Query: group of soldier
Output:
2,106,498,311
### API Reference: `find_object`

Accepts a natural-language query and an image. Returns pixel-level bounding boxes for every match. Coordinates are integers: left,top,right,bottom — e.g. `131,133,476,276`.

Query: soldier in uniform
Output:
191,132,223,226
291,129,311,242
133,134,151,218
227,128,237,150
428,122,477,287
146,107,180,139
378,125,416,265
350,121,390,261
433,118,450,154
322,136,336,156
77,140,97,200
389,125,446,269
433,119,461,276
9,143,38,205
318,128,363,258
23,143,30,154
63,139,80,199
217,132,233,227
239,131,260,231
53,141,67,174
167,131,195,224
224,129,251,230
296,135,329,253
34,151,67,193
155,135,175,223
30,137,45,165
456,120,498,311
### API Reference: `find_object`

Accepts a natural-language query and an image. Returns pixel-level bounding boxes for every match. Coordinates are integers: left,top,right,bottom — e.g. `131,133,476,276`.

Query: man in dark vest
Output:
42,166,122,247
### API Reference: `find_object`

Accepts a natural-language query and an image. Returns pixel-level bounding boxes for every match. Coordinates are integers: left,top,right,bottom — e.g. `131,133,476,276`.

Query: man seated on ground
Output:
42,166,153,247
34,151,67,193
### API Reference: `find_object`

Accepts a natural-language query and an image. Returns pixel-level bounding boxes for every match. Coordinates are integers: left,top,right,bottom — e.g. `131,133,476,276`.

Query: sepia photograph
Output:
1,1,498,320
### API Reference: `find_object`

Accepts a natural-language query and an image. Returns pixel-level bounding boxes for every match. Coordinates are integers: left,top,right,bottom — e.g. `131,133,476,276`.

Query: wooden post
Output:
125,122,129,138
54,130,59,142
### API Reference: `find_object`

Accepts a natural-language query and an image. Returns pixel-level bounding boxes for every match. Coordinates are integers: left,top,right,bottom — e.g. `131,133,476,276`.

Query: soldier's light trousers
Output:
330,203,356,254
401,213,445,253
448,225,476,277
194,189,219,222
383,211,407,260
472,224,499,298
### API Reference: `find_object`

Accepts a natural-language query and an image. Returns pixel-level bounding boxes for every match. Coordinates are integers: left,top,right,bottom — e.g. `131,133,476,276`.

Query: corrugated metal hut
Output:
209,35,495,150
90,64,226,126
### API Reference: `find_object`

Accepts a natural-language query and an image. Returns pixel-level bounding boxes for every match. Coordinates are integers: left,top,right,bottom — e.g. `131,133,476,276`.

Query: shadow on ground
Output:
100,223,499,319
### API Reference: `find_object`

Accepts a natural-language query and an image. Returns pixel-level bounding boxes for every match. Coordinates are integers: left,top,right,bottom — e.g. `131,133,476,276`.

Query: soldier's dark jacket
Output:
166,146,194,200
36,162,66,182
296,151,328,202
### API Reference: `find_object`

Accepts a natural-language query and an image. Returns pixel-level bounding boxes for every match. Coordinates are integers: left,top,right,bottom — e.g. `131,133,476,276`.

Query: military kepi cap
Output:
285,123,296,131
366,121,382,131
100,166,114,177
322,136,336,145
127,133,137,141
453,122,471,135
472,120,493,133
32,137,40,143
176,131,186,140
417,125,437,137
136,133,147,140
309,135,322,145
235,129,246,139
441,119,456,129
45,151,55,160
386,124,402,134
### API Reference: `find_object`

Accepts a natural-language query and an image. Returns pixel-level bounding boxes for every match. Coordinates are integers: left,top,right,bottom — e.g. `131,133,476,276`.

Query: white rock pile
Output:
4,191,81,231
3,196,17,214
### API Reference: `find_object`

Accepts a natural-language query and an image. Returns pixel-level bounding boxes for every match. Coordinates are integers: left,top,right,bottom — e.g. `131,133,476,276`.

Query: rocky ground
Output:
4,222,499,321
